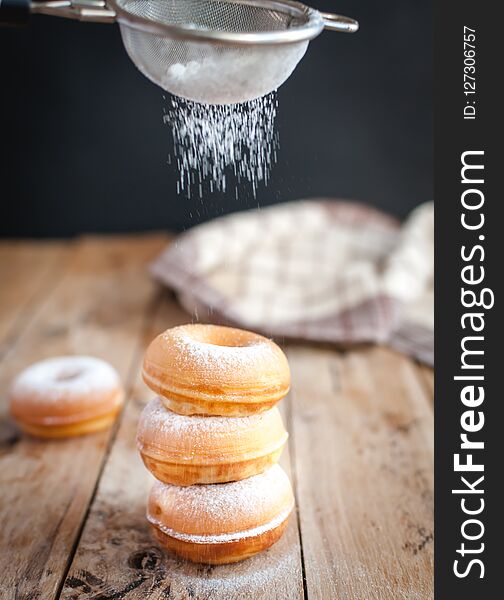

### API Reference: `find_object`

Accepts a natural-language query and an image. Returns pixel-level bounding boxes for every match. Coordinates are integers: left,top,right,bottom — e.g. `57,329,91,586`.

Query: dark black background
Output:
0,0,432,237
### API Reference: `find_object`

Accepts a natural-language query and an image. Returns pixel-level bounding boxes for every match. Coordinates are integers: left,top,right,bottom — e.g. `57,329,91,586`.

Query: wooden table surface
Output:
0,235,434,600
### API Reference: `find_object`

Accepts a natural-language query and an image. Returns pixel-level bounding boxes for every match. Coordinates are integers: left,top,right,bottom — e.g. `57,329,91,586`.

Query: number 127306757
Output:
463,26,476,120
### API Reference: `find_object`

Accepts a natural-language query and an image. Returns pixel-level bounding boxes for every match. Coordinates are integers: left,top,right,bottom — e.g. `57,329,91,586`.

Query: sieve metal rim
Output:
109,0,326,46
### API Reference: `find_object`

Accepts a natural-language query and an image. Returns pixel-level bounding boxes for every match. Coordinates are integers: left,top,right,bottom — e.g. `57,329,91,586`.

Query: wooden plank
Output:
60,295,304,600
288,345,433,600
0,240,69,358
0,234,168,600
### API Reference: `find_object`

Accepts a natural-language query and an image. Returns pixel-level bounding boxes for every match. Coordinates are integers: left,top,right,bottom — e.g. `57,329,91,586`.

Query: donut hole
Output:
187,325,260,349
54,368,84,382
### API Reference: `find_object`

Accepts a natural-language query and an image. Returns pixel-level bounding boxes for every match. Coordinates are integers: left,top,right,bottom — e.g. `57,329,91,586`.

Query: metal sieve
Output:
2,0,358,104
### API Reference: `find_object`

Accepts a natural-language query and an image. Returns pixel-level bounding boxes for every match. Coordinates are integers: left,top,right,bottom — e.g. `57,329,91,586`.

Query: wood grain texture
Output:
60,295,304,600
0,235,167,600
287,345,434,600
0,237,434,600
0,241,69,360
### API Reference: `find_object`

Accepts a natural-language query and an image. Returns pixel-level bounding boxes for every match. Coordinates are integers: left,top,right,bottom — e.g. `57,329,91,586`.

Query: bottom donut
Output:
150,517,290,565
147,464,294,565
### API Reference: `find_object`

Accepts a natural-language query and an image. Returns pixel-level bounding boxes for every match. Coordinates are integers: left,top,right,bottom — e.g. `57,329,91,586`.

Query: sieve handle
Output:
321,12,359,33
0,0,31,25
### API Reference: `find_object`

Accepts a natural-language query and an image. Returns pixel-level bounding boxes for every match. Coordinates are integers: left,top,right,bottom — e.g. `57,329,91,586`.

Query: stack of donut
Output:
137,323,294,564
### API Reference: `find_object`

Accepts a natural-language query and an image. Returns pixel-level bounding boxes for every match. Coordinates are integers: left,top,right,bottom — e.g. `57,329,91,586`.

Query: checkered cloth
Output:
151,200,433,365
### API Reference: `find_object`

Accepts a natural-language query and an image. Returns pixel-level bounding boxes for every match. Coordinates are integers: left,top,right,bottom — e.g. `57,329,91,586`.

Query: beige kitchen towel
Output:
151,200,433,365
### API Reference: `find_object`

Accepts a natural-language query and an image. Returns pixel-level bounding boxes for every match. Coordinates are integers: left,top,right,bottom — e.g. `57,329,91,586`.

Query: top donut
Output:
142,324,290,416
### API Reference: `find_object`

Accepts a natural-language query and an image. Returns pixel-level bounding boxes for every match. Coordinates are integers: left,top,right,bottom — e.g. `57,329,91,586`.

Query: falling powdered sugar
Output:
163,92,279,199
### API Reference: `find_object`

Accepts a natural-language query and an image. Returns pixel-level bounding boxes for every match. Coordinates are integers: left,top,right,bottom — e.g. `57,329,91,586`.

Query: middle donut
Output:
137,397,288,486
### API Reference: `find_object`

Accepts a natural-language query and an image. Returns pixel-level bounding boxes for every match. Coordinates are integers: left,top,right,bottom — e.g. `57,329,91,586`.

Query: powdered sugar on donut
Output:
10,356,120,403
137,397,286,460
147,464,293,542
149,502,293,544
138,396,273,438
166,325,277,373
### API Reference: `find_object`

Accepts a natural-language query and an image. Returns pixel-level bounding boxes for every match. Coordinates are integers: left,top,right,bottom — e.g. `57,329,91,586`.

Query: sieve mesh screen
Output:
116,0,304,32
114,0,315,103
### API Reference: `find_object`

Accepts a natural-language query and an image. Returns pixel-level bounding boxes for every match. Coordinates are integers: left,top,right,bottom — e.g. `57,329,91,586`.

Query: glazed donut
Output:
9,356,124,438
137,397,288,486
142,324,290,416
147,464,294,564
